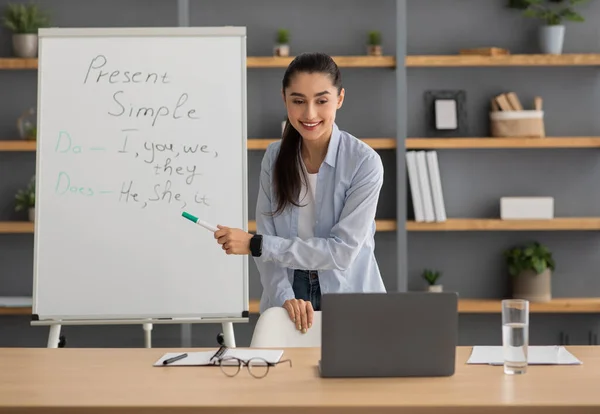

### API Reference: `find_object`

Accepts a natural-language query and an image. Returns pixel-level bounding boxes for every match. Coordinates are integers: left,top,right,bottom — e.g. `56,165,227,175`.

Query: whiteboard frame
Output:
32,26,249,322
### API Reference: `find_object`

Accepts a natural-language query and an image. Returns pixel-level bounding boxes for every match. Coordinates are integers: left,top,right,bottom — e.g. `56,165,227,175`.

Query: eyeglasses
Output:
216,356,292,379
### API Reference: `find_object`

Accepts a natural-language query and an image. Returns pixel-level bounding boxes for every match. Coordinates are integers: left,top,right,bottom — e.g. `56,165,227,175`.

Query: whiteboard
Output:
32,27,248,321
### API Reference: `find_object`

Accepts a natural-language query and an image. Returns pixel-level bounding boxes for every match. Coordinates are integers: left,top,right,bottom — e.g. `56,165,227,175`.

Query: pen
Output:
182,211,218,232
163,353,188,365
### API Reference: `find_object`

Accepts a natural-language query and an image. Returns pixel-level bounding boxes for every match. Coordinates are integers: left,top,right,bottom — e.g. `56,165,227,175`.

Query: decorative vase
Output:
513,269,551,302
367,45,382,56
274,44,289,57
28,207,35,222
428,285,443,293
539,25,565,55
12,34,39,58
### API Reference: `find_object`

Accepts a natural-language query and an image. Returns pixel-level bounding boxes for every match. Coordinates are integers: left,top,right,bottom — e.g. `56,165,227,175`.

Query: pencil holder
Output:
490,110,545,138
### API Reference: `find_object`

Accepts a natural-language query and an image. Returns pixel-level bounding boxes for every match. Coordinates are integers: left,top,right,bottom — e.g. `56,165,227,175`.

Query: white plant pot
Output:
12,34,39,58
28,207,35,222
539,25,565,55
274,44,289,57
428,285,443,292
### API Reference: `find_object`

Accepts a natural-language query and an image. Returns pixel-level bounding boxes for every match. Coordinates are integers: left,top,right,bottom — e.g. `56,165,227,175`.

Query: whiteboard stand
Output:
34,317,247,348
31,27,250,349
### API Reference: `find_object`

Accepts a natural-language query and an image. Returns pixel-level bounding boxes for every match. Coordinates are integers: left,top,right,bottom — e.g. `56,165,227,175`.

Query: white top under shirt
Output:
297,162,318,240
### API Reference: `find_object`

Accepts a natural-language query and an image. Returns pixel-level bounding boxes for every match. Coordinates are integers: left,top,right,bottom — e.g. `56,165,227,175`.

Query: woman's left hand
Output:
214,225,253,255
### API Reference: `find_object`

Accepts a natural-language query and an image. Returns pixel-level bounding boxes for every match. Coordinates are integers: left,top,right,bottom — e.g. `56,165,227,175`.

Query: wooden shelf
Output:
248,138,396,150
406,53,600,67
0,140,36,151
5,219,599,233
459,298,600,313
6,54,600,69
0,306,31,315
0,56,396,70
0,222,34,233
6,137,600,152
407,218,600,231
0,58,37,69
406,137,600,149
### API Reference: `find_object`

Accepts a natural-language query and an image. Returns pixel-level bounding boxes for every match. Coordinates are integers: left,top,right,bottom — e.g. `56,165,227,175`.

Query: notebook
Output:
467,346,582,365
153,347,284,367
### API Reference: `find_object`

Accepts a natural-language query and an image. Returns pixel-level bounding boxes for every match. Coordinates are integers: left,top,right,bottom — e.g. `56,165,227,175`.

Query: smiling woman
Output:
213,52,386,334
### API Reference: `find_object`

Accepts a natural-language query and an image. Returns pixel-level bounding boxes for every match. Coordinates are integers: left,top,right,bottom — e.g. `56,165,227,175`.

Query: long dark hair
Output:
272,52,342,216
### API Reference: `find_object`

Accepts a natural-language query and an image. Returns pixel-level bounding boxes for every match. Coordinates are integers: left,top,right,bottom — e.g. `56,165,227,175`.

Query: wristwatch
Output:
250,234,263,257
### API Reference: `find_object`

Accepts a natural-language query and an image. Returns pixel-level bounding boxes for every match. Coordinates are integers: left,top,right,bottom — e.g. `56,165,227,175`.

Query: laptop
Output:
318,292,458,378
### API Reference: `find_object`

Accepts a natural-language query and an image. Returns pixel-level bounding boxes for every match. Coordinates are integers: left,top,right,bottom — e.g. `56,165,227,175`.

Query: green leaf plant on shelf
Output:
274,29,290,57
14,175,35,222
504,241,555,303
16,107,36,140
2,2,51,58
422,269,443,292
367,30,382,56
507,0,588,54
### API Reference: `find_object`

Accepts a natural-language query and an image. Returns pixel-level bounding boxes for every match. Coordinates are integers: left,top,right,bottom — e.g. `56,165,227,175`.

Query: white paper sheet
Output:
467,346,582,365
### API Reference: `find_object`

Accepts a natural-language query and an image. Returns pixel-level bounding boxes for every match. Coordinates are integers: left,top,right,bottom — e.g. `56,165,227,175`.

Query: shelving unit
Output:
4,42,600,328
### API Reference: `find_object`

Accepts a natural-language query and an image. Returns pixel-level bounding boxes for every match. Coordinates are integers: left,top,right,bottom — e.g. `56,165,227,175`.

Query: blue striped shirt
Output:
254,123,387,313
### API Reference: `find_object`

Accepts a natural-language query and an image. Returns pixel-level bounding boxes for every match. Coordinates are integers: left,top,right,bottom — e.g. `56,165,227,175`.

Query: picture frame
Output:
424,90,468,137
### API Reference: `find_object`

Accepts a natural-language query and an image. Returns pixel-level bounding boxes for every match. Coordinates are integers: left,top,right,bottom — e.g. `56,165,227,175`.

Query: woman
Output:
214,52,386,333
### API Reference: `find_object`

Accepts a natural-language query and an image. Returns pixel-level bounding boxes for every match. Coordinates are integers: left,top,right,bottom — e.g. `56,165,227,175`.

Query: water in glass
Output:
503,322,528,374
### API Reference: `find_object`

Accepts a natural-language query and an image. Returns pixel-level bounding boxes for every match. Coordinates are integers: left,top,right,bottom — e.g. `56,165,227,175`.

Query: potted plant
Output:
422,269,443,292
507,0,587,55
273,29,290,57
2,3,50,58
15,175,35,222
367,31,382,56
16,107,36,140
504,241,555,302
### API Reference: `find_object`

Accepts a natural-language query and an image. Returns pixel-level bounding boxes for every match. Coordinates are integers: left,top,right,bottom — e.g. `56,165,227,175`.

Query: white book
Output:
415,151,435,222
426,151,447,222
405,151,424,222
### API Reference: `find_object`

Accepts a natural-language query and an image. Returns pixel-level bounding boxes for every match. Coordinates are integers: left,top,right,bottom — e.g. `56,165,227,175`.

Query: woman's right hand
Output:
283,299,314,333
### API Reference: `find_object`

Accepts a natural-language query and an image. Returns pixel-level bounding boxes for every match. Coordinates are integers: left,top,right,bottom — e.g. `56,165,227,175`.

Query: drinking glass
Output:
502,299,529,375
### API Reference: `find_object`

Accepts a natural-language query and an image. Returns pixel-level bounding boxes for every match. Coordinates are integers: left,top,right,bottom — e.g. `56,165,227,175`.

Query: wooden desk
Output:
2,346,600,413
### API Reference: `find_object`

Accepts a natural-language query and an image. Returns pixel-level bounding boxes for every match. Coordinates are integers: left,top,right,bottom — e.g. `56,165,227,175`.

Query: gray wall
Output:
0,0,398,347
2,0,600,348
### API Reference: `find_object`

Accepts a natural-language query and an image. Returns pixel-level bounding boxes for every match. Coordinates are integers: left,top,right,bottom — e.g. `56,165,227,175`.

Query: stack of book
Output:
406,150,446,222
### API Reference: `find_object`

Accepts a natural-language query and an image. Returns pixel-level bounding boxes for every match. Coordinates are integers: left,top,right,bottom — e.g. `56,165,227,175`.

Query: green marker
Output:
182,211,218,232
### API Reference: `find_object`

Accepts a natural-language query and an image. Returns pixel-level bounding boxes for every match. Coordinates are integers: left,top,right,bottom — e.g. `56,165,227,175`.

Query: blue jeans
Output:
292,269,321,311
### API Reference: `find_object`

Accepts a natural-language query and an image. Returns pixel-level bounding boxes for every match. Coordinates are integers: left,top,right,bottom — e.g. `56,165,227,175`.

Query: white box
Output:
500,197,554,220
